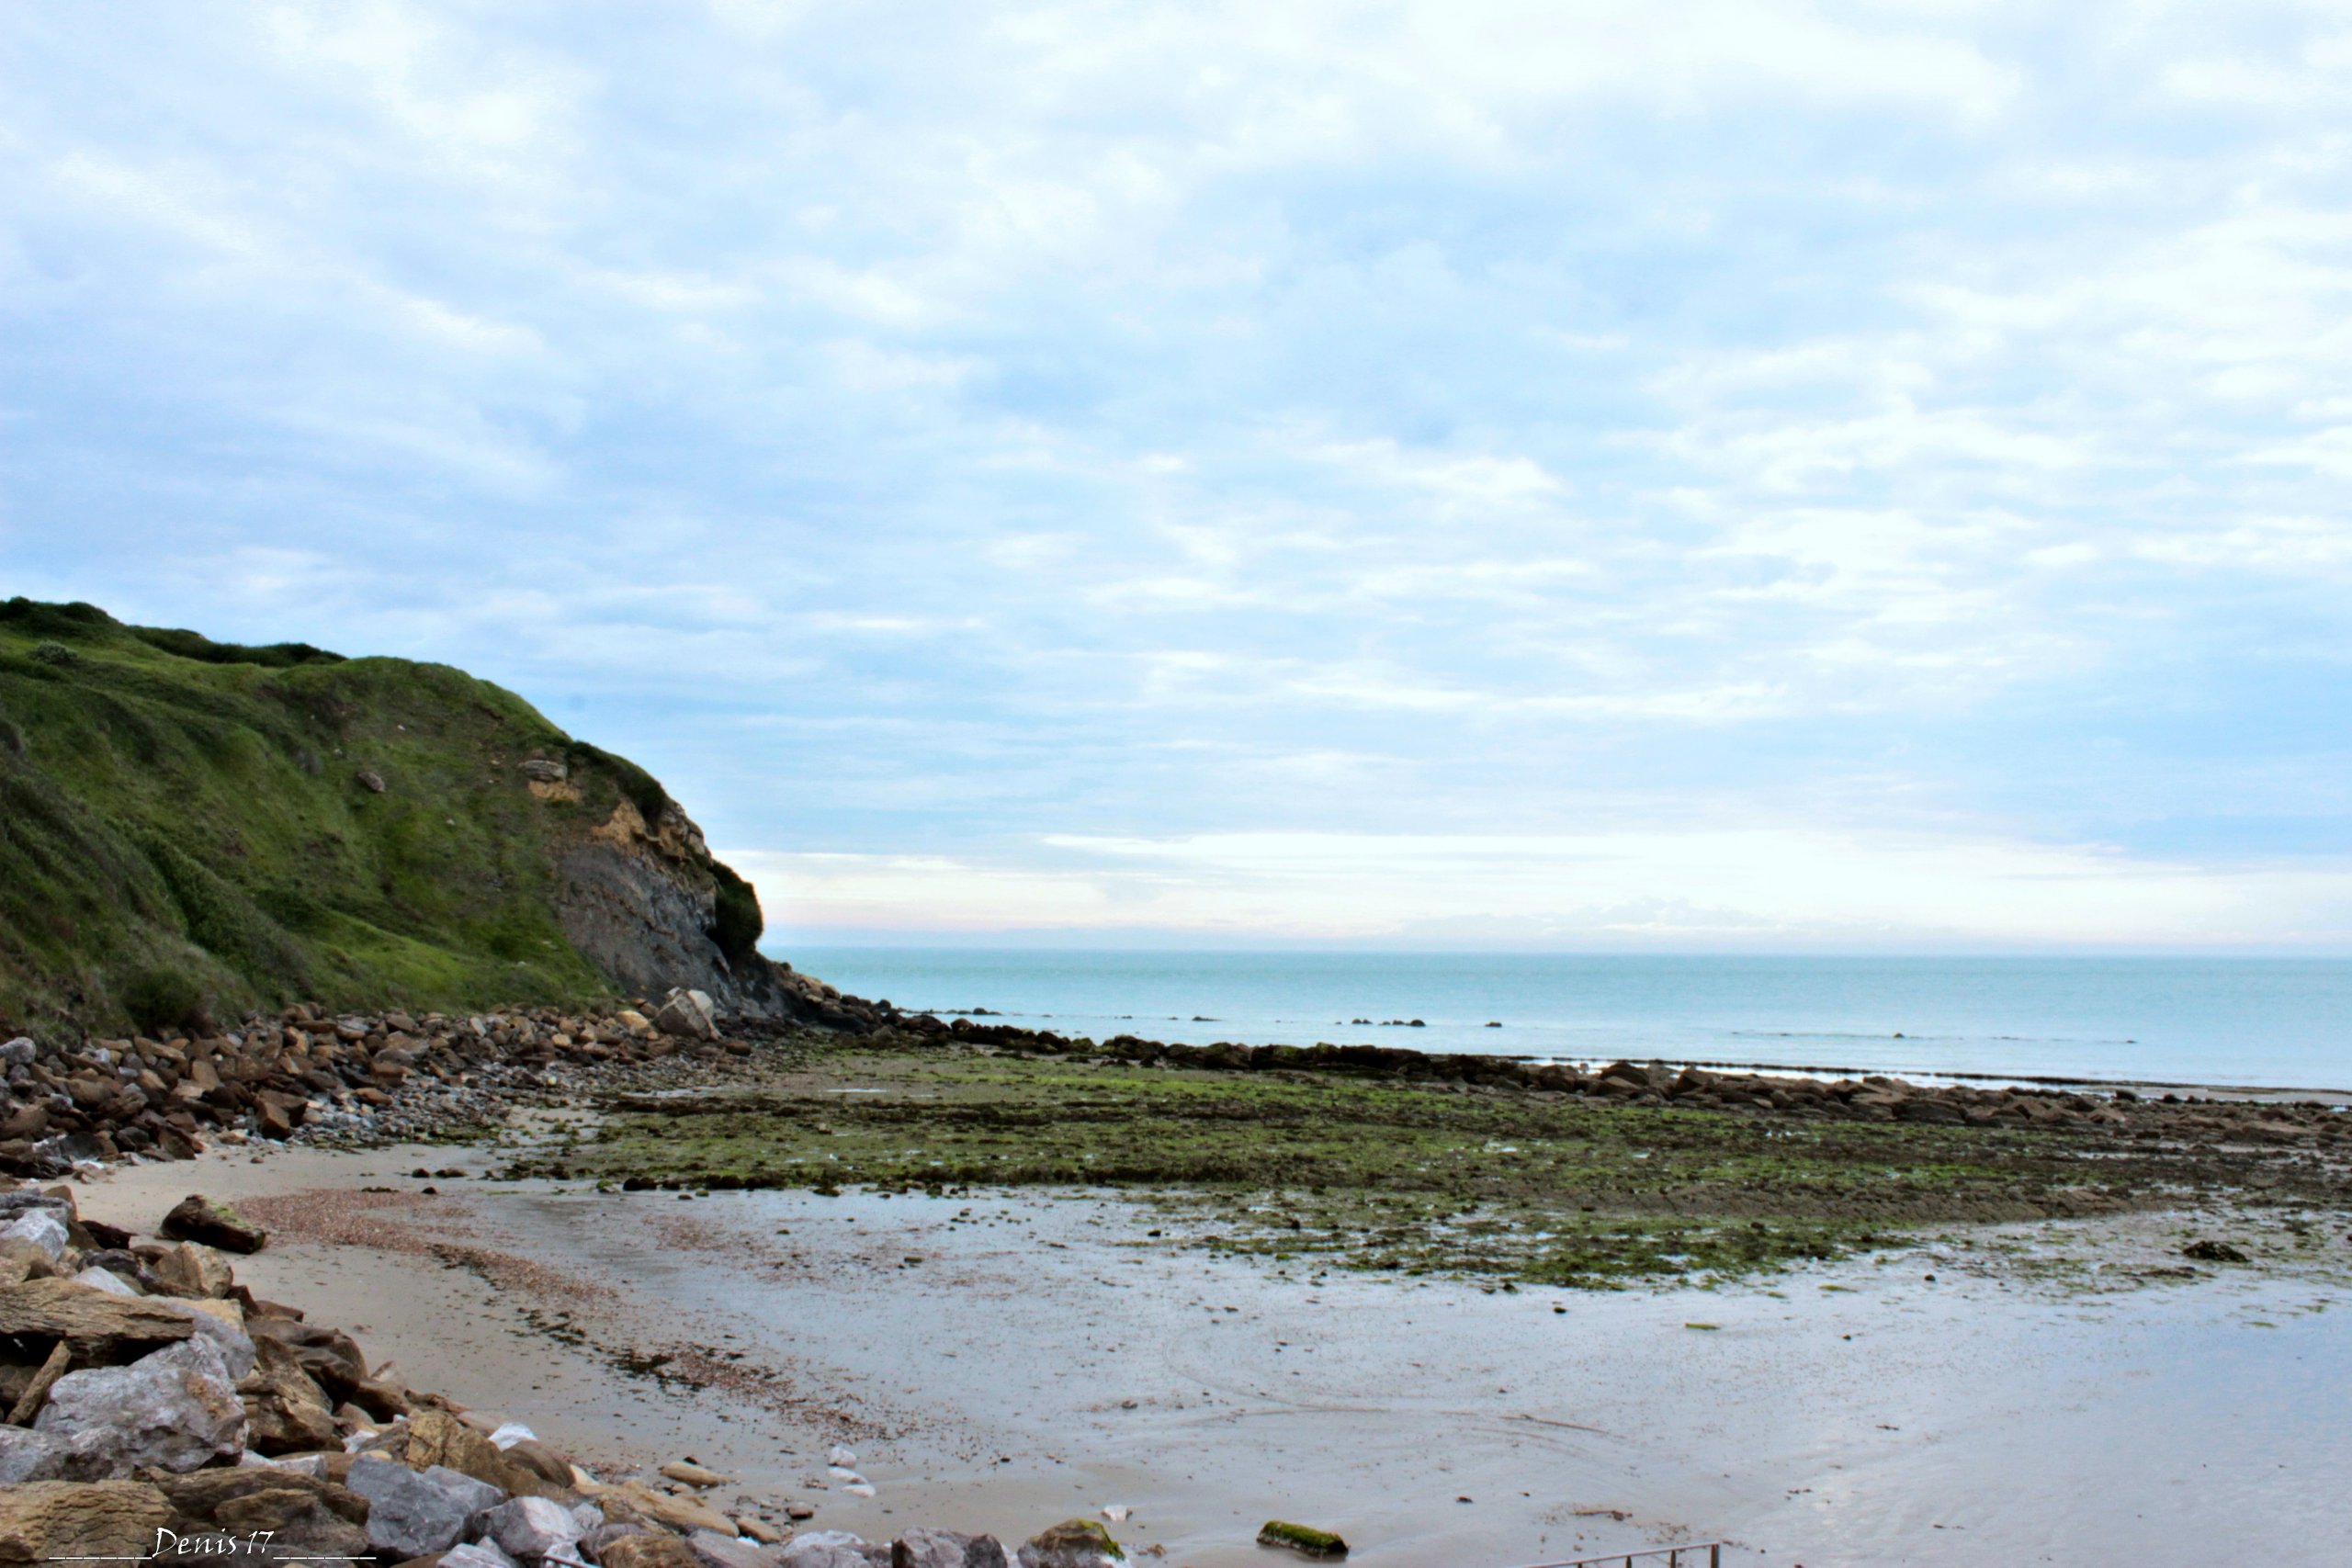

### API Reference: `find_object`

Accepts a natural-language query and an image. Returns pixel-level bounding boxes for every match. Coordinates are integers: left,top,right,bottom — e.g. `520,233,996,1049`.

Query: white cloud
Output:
738,828,2352,947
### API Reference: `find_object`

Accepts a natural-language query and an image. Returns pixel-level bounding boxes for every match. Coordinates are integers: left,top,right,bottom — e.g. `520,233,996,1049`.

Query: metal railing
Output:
1507,1545,1724,1568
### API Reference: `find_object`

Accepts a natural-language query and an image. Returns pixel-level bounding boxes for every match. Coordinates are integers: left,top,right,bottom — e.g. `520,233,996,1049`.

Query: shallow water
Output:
787,949,2352,1089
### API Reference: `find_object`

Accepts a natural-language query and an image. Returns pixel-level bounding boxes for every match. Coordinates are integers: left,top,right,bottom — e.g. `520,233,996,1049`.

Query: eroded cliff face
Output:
550,795,878,1028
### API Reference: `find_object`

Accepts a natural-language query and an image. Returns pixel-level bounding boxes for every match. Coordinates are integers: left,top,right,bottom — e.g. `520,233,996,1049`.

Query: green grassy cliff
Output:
0,597,777,1037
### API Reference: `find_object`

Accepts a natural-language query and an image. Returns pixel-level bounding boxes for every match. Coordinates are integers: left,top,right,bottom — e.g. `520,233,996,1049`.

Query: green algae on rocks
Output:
511,1035,2352,1290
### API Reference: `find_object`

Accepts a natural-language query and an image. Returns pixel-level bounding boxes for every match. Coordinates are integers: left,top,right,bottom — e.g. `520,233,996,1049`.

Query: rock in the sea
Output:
2184,1238,2250,1263
662,1460,730,1487
596,1535,705,1568
1256,1521,1349,1560
160,1194,269,1254
893,1529,1009,1568
481,1495,585,1562
34,1337,247,1473
0,1480,173,1565
1016,1520,1124,1568
345,1456,506,1559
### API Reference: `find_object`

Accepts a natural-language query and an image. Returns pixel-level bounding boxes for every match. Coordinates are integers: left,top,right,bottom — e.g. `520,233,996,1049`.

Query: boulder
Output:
481,1495,584,1562
70,1266,138,1296
33,1337,246,1473
608,1484,734,1537
597,1536,705,1568
894,1530,1009,1568
0,1426,74,1484
446,1545,524,1568
0,1480,173,1567
0,1211,69,1262
158,1296,256,1381
1256,1522,1348,1560
159,1194,268,1254
208,1485,373,1562
1016,1520,1123,1568
153,1467,370,1536
662,1460,730,1487
779,1536,875,1568
689,1530,780,1568
247,1318,368,1401
344,1455,488,1560
654,990,719,1041
0,1278,195,1359
401,1408,550,1496
238,1335,339,1455
151,1242,236,1299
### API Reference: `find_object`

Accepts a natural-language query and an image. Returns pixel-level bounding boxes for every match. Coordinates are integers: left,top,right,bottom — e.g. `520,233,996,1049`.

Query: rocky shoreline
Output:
0,1179,1151,1568
6,990,2345,1187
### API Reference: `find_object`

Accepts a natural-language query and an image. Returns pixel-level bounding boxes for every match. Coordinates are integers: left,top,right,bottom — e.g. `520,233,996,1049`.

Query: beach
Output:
70,1132,2352,1568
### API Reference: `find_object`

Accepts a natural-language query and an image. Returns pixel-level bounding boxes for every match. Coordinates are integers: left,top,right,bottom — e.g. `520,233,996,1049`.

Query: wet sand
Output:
71,1145,2352,1568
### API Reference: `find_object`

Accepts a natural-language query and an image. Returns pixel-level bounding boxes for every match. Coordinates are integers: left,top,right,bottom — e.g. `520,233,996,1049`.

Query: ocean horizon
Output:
780,947,2352,1091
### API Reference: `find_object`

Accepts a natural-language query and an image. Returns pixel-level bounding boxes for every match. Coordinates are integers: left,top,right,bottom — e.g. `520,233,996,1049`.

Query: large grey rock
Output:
72,1265,138,1295
482,1495,585,1561
2,1209,70,1261
160,1299,256,1381
446,1543,524,1568
344,1454,479,1558
34,1337,246,1473
0,1038,36,1067
893,1531,1009,1568
689,1529,780,1568
0,1425,72,1483
780,1534,875,1568
654,988,719,1041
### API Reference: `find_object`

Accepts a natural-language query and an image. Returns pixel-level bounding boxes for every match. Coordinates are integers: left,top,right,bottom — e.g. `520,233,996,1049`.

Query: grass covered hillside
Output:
0,597,770,1037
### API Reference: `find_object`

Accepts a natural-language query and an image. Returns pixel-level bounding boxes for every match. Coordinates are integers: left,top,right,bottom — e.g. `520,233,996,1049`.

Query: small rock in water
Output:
1100,1506,1131,1523
827,1445,857,1466
1257,1521,1348,1560
785,1503,817,1521
662,1460,731,1487
842,1482,876,1498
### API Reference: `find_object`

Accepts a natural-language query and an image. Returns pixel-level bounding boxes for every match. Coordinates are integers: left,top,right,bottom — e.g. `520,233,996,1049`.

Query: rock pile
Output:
0,1179,1121,1568
0,985,900,1179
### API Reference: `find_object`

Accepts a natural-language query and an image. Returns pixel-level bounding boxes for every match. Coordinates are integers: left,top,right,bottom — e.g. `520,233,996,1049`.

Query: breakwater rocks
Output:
0,987,868,1180
0,1179,1127,1568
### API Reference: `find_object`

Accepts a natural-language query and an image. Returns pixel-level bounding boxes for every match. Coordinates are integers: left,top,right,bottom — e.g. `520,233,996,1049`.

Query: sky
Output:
6,1,2352,951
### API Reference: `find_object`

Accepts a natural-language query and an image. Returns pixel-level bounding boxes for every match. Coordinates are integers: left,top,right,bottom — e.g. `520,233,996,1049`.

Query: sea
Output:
783,949,2352,1091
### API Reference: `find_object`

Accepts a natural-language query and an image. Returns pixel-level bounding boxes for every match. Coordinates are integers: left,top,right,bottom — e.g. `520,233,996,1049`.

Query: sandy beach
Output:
64,1139,2352,1568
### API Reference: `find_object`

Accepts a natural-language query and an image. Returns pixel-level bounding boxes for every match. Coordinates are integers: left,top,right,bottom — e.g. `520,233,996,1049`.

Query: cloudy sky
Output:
6,1,2352,949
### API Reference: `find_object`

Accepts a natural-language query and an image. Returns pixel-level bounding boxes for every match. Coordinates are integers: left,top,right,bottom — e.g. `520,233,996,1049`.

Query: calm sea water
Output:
783,949,2352,1089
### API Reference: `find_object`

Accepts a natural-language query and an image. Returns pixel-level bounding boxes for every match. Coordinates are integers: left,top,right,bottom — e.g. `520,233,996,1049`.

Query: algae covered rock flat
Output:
0,596,774,1035
527,1032,2352,1290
